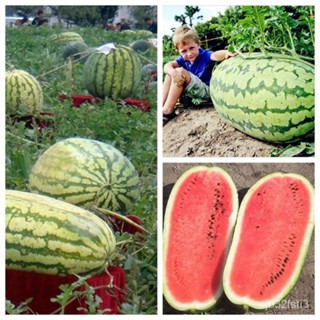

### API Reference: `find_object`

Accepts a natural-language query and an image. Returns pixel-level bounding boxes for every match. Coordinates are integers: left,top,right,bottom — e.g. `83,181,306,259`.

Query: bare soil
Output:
163,104,281,157
163,163,314,314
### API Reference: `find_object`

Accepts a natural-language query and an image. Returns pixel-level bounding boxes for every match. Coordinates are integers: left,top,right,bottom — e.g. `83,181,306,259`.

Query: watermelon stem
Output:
6,131,47,148
252,6,267,55
91,205,150,235
51,283,115,314
135,53,157,67
5,61,16,71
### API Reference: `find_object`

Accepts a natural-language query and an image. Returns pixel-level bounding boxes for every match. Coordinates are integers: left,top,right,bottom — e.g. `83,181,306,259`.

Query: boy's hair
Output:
172,25,200,48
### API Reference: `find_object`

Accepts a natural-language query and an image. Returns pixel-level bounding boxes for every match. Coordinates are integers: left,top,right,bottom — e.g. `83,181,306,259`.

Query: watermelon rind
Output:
163,166,239,311
223,172,314,310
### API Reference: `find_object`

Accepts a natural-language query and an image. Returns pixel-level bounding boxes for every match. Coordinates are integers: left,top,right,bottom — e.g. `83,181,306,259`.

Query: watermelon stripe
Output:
6,190,116,276
6,70,43,115
29,138,140,213
6,209,111,253
97,53,106,98
51,32,84,46
118,48,126,97
210,54,314,143
83,45,141,99
6,194,114,240
127,47,137,96
6,258,103,276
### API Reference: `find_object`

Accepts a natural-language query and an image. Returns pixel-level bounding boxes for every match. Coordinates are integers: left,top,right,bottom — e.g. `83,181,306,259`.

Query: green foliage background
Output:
163,6,314,62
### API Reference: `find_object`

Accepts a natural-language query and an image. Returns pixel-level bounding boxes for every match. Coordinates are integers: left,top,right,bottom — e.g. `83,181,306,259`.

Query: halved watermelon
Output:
163,166,238,311
223,172,314,310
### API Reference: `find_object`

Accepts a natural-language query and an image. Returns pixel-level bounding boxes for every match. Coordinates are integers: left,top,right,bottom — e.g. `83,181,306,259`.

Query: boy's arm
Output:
163,60,184,85
210,50,237,62
163,60,180,75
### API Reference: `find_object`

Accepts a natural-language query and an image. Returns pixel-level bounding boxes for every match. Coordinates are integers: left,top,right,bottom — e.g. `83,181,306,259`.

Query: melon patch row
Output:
163,166,314,312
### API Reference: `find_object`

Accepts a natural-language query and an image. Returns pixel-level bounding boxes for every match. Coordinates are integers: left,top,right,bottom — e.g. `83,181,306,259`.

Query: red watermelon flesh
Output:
223,173,314,310
163,166,238,311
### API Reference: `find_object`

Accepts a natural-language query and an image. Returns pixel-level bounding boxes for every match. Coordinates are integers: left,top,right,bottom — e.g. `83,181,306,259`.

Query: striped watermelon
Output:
6,190,116,276
6,69,43,115
130,40,151,53
210,54,314,143
51,32,84,46
61,41,90,62
28,137,140,214
83,45,142,99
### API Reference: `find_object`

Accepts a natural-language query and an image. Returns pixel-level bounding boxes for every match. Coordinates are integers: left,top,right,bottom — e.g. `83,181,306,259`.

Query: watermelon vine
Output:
222,6,314,63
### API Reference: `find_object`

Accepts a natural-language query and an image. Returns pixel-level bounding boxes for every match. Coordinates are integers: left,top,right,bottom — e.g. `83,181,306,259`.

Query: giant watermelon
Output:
163,166,238,311
223,172,314,310
28,137,140,214
83,45,141,99
210,54,314,143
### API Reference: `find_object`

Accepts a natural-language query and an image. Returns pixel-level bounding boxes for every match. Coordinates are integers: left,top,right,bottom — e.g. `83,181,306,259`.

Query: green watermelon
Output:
210,54,314,143
61,41,90,62
223,172,314,310
163,166,238,311
130,40,151,53
134,30,154,38
6,190,116,276
28,137,140,214
6,69,43,115
51,32,84,46
83,45,142,99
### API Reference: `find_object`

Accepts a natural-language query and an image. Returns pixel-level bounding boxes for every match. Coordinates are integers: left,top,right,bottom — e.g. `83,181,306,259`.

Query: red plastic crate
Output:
6,215,142,314
6,267,126,314
58,94,151,112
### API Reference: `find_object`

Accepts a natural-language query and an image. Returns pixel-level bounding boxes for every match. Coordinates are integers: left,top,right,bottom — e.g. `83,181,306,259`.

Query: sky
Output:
163,5,232,36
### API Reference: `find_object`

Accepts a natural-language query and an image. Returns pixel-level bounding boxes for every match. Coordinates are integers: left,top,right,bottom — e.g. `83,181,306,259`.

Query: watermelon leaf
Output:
6,298,33,315
271,142,314,157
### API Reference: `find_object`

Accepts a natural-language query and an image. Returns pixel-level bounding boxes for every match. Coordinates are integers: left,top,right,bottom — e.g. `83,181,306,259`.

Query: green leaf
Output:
271,142,314,157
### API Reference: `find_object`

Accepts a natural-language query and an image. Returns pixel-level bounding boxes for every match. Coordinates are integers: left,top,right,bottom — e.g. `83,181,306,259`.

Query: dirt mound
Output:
163,105,279,157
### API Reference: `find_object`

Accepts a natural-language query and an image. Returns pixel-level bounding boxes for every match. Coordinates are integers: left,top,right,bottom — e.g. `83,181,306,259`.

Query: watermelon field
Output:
6,25,157,314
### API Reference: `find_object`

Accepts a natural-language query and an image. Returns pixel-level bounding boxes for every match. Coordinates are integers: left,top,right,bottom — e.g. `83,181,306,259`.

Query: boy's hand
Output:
211,50,238,62
164,61,185,87
225,51,238,59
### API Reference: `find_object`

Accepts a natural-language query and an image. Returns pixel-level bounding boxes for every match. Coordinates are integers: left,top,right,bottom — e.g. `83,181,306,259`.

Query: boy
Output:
163,25,237,125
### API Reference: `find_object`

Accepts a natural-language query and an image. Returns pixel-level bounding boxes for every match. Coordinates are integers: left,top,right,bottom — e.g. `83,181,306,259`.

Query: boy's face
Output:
177,41,200,63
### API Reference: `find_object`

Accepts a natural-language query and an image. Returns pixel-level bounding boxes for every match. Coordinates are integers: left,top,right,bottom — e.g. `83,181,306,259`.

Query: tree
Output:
174,6,203,27
57,6,118,27
195,17,228,51
130,6,157,29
